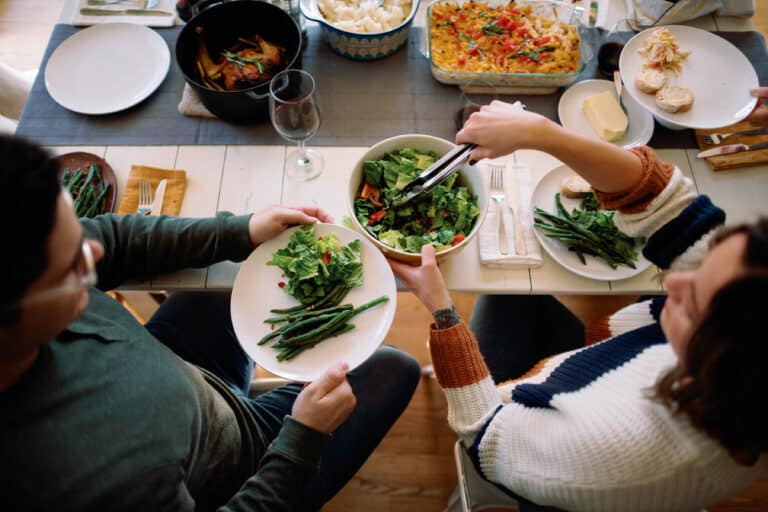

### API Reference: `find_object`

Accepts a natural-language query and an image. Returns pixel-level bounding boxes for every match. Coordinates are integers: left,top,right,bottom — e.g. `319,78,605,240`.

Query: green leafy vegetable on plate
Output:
267,225,363,306
534,192,643,269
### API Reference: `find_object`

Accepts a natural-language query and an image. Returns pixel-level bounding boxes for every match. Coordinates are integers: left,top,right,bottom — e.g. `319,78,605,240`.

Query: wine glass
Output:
269,69,323,181
597,19,635,78
454,80,499,132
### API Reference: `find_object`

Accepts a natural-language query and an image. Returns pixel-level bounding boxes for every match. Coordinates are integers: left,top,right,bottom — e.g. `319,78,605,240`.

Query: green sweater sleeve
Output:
220,416,330,512
81,213,254,291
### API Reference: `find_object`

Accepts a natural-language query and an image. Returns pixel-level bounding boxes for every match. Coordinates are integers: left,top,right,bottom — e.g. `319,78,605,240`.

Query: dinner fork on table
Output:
703,127,768,145
137,178,153,216
489,164,510,255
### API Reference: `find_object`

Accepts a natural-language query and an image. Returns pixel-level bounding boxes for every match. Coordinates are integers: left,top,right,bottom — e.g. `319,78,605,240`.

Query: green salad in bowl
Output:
353,147,482,255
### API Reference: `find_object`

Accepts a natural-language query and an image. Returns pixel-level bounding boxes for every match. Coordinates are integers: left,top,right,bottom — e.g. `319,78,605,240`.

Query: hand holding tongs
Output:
393,144,477,207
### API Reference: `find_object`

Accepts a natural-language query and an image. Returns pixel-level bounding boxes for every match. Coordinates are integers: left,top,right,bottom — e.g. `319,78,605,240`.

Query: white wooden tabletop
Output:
45,144,768,294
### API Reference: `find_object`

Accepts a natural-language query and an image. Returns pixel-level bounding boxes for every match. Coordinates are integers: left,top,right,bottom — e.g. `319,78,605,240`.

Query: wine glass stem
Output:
297,140,310,167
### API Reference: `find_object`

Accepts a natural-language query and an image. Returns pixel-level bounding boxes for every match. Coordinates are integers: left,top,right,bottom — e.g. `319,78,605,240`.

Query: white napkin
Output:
73,0,178,28
478,162,542,269
178,84,217,118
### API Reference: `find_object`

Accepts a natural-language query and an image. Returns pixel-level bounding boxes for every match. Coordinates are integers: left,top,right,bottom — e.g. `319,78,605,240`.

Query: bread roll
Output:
655,86,694,113
635,67,666,94
560,175,592,199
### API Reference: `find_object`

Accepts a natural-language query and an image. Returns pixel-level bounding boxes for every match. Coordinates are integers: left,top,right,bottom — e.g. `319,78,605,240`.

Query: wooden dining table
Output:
46,0,768,295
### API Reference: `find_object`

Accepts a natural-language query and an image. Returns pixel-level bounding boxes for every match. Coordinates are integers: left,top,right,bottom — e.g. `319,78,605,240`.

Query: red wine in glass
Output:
598,42,624,77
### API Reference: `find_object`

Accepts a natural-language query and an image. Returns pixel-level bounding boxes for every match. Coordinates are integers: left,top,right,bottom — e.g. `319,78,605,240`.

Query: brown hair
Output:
654,219,768,466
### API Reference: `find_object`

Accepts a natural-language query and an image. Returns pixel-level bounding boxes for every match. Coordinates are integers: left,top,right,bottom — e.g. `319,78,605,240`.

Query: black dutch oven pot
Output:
176,0,303,123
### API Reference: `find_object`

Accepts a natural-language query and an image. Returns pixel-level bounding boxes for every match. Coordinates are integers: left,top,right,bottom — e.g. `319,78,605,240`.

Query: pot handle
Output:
247,73,289,102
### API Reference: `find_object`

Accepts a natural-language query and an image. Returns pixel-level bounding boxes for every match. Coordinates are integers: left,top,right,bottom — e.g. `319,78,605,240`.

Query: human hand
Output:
291,362,356,434
747,87,768,125
248,205,334,247
387,244,452,314
456,100,555,162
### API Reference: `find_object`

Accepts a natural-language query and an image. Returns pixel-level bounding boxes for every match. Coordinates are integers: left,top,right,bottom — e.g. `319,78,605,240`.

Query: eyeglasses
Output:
14,241,98,308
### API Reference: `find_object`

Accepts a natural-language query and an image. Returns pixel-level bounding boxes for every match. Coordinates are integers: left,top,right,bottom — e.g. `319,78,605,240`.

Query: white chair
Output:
447,441,565,512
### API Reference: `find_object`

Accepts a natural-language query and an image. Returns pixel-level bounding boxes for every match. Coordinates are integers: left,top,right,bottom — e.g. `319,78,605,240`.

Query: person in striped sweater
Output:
390,102,768,512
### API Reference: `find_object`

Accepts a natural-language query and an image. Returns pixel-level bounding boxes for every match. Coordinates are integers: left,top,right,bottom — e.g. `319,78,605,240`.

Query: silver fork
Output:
137,178,153,215
489,164,510,255
704,127,768,145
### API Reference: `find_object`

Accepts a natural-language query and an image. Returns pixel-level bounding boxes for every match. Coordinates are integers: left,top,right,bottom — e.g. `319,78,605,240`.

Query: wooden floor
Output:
3,1,768,510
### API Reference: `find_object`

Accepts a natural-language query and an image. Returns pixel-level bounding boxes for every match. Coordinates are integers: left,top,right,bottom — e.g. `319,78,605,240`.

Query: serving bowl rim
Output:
347,133,488,260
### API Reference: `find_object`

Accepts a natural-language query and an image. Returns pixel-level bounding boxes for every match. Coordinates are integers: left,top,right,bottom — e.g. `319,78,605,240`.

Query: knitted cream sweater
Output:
429,148,768,511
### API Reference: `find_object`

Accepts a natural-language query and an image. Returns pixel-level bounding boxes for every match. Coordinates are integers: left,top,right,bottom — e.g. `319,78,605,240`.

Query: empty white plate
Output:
45,23,170,115
558,79,654,149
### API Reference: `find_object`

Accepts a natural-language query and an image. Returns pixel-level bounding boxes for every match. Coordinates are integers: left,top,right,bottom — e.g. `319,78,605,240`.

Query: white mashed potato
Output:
317,0,412,34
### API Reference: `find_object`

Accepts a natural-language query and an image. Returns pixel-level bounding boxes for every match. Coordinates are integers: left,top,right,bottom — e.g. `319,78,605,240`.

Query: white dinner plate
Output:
44,23,170,115
619,25,758,130
531,165,652,281
231,223,397,382
558,79,654,149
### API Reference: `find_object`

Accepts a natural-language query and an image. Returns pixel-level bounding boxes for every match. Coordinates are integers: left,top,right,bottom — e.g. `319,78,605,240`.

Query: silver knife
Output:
80,7,173,15
149,179,167,215
696,140,768,159
505,166,527,256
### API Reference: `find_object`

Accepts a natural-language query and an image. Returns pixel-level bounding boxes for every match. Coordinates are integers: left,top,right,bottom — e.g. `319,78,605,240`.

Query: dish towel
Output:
478,162,543,269
73,0,178,27
178,84,217,119
117,164,187,215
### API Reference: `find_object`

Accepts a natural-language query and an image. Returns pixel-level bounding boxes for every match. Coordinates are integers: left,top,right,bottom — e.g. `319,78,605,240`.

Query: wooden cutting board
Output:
695,120,768,171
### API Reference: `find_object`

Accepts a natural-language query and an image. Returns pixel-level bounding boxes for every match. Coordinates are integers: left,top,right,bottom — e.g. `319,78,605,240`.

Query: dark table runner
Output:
17,24,767,148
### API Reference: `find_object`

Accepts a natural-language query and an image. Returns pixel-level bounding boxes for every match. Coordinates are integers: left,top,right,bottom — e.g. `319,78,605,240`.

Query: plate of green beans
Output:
531,165,652,281
56,152,117,217
231,223,397,381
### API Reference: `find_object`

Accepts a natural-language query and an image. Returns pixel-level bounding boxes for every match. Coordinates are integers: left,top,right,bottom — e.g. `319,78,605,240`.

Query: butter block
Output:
582,90,628,142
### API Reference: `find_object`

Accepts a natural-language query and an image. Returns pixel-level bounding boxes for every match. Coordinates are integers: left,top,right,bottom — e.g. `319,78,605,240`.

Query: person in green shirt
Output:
0,135,420,511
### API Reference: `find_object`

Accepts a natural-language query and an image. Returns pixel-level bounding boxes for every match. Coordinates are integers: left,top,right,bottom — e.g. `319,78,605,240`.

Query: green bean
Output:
281,309,355,345
67,169,83,193
277,322,356,361
84,182,110,218
265,304,353,325
62,168,71,186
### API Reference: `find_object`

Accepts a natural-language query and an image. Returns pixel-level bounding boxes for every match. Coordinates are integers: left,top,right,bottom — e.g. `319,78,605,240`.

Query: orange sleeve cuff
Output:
429,322,491,389
593,146,674,214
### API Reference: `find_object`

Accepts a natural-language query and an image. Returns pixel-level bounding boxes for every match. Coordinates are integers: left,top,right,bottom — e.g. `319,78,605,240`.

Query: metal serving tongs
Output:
393,143,477,207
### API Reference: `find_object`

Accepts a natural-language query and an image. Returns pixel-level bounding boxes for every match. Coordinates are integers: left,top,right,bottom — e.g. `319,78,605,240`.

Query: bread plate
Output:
619,25,758,130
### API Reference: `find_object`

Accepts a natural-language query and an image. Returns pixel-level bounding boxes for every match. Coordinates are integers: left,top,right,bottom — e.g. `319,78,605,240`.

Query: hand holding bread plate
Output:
619,25,758,130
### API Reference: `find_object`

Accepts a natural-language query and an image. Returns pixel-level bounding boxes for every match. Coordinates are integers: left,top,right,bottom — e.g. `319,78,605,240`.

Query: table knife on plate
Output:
696,141,768,159
505,167,527,256
149,179,167,215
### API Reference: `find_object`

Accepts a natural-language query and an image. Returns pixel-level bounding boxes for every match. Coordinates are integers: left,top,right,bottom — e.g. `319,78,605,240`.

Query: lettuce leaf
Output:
267,226,363,304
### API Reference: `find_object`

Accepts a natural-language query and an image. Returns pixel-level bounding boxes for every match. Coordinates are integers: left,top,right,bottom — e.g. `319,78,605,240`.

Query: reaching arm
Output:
455,101,644,193
81,205,333,291
81,213,253,291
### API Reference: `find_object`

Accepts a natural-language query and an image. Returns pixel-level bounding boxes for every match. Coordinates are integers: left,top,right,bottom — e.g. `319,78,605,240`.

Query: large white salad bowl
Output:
347,134,489,265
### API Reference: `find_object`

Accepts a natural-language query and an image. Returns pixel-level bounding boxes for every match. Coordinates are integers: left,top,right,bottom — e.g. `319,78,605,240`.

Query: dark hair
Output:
0,135,60,323
655,219,768,465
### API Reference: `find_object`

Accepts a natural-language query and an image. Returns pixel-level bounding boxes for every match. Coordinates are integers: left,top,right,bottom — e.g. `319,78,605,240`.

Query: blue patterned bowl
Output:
299,0,420,60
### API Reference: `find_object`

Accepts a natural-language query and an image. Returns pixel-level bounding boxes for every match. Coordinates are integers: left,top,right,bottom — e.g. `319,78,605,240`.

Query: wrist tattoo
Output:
433,305,460,329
